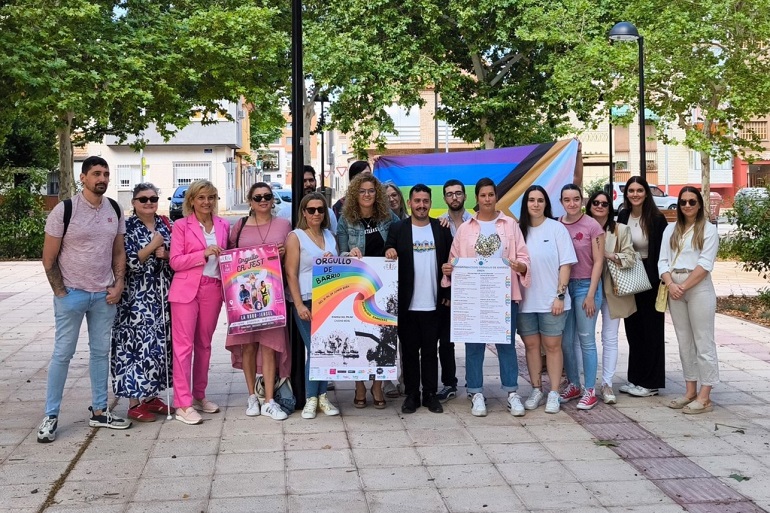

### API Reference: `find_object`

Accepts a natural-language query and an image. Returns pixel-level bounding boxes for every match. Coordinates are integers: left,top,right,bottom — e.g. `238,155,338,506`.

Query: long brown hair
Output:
342,174,390,224
671,186,706,253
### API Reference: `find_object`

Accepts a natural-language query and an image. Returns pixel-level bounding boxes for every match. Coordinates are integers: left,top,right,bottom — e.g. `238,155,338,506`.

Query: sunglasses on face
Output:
304,207,325,215
679,199,698,207
252,193,273,203
591,200,609,208
134,196,159,204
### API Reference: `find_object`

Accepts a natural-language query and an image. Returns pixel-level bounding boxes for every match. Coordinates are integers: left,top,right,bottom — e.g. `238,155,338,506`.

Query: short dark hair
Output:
348,160,370,180
443,179,465,195
409,184,431,199
475,177,496,197
82,156,109,175
303,165,316,177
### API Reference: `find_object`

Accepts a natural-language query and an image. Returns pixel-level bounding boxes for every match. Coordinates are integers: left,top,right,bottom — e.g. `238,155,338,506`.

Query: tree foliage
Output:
723,191,770,280
0,167,48,259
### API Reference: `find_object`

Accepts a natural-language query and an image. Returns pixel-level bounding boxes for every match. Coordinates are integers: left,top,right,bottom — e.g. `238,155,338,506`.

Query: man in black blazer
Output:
385,184,453,414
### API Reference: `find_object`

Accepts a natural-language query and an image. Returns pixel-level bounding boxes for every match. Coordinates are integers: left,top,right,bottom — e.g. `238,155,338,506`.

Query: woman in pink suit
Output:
168,180,230,425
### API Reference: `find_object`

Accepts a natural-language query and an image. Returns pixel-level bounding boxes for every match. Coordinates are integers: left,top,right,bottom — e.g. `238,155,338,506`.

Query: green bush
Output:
724,190,770,280
0,168,48,259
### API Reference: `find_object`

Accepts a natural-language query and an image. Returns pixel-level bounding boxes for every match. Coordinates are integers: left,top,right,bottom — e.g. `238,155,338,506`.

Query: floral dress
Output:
111,215,174,398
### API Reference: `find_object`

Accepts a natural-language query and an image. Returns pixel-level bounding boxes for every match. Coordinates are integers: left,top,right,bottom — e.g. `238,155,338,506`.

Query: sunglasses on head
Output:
134,196,159,204
304,207,325,215
252,193,273,203
591,200,609,208
679,199,698,207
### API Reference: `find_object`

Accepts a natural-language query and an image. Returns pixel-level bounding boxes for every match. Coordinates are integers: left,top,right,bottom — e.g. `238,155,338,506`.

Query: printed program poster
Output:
218,244,287,335
450,257,512,344
309,256,398,381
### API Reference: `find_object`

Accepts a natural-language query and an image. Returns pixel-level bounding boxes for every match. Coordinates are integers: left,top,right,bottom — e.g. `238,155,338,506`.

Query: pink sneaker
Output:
577,388,598,410
559,383,582,403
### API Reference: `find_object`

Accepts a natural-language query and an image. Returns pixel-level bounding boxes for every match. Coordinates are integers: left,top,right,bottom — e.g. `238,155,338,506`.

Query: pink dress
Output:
225,216,293,377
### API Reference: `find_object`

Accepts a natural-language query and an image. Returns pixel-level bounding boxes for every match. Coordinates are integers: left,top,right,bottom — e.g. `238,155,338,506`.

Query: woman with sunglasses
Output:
226,182,292,421
617,177,668,398
586,190,637,405
337,173,400,408
111,183,173,422
659,187,719,414
385,183,409,220
285,192,341,419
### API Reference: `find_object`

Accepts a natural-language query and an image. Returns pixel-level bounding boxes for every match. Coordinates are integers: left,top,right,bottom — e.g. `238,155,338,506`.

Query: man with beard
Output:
435,179,471,402
385,184,453,414
279,165,336,233
38,156,131,442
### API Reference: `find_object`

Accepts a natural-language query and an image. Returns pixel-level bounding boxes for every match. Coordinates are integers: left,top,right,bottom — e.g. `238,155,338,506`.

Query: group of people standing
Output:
37,155,720,444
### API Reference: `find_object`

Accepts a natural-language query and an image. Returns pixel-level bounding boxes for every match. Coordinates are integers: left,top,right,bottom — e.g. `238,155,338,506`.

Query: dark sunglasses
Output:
252,193,274,203
304,207,325,215
134,196,159,204
679,199,698,207
591,200,609,208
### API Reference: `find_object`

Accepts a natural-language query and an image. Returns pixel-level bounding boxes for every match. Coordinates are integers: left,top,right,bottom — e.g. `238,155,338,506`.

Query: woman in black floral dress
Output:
111,183,174,422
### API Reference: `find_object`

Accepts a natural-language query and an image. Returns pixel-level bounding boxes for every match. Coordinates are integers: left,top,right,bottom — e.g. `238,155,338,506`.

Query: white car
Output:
608,182,678,213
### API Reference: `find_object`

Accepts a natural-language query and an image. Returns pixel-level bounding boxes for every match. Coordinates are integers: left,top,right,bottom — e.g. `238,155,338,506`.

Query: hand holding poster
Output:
450,257,512,344
309,256,399,381
218,244,287,335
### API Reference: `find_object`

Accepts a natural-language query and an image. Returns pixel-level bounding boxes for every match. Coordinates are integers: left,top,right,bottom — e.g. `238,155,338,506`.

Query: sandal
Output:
682,399,713,414
371,388,387,409
668,396,696,409
384,381,402,399
354,387,367,408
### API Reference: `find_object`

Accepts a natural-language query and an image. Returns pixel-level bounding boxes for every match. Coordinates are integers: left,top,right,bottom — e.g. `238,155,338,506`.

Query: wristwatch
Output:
556,293,565,300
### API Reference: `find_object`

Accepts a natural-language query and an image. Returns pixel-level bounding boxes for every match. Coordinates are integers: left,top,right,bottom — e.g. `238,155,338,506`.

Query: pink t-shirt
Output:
560,214,603,280
45,193,126,292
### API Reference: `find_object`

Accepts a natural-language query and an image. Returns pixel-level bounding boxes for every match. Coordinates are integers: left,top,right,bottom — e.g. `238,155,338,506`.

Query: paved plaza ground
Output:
0,260,768,513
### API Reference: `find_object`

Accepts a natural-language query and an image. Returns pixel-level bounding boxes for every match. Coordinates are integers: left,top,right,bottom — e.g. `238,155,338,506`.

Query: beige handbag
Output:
655,244,683,313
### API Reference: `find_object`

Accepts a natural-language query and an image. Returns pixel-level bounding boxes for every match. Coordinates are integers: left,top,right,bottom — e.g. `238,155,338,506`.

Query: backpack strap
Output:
235,216,249,247
107,197,122,220
61,197,121,240
160,215,172,233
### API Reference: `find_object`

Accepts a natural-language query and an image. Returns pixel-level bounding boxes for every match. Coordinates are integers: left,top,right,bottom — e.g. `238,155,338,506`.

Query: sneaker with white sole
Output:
261,399,288,420
302,397,318,419
601,384,617,405
619,382,636,394
88,407,132,429
507,392,525,417
175,406,203,425
192,397,220,413
524,388,544,410
576,388,598,410
545,391,561,414
37,416,57,443
436,385,458,403
559,382,583,403
470,393,487,417
246,394,261,417
627,385,659,397
318,393,340,416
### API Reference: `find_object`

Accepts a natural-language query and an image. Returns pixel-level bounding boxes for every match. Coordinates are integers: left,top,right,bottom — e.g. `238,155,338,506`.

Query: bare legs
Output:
523,334,563,391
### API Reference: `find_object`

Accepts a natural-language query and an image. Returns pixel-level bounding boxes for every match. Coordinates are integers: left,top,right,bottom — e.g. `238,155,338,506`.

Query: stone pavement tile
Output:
67,457,148,481
219,433,283,454
284,430,350,451
438,485,525,513
366,488,448,513
664,435,741,457
351,447,423,468
583,479,675,507
400,412,465,430
427,463,507,488
131,475,212,502
287,468,362,495
81,436,155,461
46,504,127,513
285,447,354,470
5,436,86,463
143,454,217,478
497,460,574,485
215,451,284,474
348,429,413,449
359,465,434,490
0,460,70,486
526,421,596,442
282,416,346,434
605,506,689,513
220,417,283,437
562,459,647,482
209,495,287,513
513,480,603,511
469,425,538,444
718,474,770,502
149,436,221,458
0,403,47,429
690,453,769,478
415,444,490,466
0,483,50,510
482,442,553,464
126,499,209,513
156,417,223,439
289,491,368,513
343,414,405,432
718,432,770,457
636,417,714,438
210,471,285,498
407,427,476,447
104,420,164,440
545,440,624,461
53,477,136,506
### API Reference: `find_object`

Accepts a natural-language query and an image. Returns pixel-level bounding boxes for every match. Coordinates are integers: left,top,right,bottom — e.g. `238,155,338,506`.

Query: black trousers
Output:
398,309,439,398
624,285,666,389
437,303,457,387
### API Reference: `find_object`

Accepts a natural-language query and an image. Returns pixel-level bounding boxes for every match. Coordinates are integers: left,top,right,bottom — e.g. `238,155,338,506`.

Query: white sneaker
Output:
619,382,636,394
601,384,617,405
627,385,659,397
261,399,288,421
318,393,340,416
524,388,544,410
246,394,261,417
545,391,561,414
302,397,318,419
507,392,525,417
470,393,487,417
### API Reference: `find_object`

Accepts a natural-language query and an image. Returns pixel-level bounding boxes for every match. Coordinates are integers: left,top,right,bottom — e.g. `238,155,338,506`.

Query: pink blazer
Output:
168,214,230,303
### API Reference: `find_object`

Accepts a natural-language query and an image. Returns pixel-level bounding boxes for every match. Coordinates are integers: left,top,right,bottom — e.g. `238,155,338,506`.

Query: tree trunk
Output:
57,111,76,200
480,117,495,149
700,150,711,214
302,84,314,166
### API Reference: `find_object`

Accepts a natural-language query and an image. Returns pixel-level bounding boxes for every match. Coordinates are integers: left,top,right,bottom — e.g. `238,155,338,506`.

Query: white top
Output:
201,223,220,278
409,224,438,311
293,228,338,301
279,206,338,233
627,215,649,258
519,218,577,313
658,221,719,276
475,219,503,258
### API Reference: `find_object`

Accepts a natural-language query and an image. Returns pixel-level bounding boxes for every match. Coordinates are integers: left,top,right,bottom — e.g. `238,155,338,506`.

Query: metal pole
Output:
320,100,325,190
638,36,646,181
434,89,439,153
608,117,614,199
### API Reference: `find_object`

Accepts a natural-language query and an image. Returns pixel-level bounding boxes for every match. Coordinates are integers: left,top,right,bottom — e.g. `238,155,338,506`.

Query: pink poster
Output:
218,244,287,335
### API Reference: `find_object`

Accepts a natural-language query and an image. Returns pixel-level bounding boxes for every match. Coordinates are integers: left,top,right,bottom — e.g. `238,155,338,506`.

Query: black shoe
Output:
422,393,444,414
401,395,420,414
436,385,457,403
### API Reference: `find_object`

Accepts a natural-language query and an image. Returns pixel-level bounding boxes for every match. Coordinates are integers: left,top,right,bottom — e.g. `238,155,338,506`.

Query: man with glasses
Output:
279,165,337,233
435,179,471,402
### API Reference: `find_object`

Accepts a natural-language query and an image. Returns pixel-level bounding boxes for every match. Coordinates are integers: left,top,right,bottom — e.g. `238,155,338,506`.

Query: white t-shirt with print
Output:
409,224,437,311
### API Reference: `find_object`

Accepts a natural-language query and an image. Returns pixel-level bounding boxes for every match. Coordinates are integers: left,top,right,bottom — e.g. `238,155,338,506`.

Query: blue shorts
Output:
517,311,568,337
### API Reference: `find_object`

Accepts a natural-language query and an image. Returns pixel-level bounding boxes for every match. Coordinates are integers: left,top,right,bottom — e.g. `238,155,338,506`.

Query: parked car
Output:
607,182,677,214
168,185,189,221
276,190,292,204
270,181,283,190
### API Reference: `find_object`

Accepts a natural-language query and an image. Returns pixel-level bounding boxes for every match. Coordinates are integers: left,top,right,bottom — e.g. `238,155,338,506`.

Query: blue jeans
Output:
466,302,519,394
293,300,328,399
562,279,603,390
46,288,116,417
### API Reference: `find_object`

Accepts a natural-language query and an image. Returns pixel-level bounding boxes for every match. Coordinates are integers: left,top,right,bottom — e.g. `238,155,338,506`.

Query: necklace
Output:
254,215,273,244
361,217,375,230
630,214,641,228
305,229,325,249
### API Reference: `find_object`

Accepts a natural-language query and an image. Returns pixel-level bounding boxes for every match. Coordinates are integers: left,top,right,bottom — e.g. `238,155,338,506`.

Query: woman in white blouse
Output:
658,187,719,414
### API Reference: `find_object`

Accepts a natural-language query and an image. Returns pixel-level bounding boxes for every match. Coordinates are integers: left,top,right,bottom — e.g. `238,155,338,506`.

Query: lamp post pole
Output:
637,36,646,181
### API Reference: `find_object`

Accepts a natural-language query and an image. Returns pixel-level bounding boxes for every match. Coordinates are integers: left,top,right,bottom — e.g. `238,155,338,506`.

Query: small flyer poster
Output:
218,244,287,335
450,257,512,344
308,256,399,381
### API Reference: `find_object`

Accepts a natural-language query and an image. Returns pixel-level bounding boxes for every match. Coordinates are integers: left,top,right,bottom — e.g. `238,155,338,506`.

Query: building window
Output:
286,137,292,146
116,164,139,191
173,161,211,186
47,170,59,196
740,121,768,141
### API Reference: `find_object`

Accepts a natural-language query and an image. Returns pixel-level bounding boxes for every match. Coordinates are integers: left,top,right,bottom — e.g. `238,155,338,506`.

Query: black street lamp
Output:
609,21,646,181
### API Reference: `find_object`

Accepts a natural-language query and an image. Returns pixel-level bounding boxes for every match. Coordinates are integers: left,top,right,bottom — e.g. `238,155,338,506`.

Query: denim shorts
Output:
517,311,568,337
